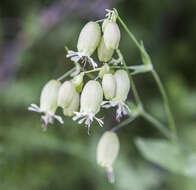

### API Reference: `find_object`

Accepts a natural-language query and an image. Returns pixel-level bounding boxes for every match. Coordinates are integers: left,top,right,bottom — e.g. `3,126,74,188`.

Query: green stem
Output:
57,67,76,81
141,110,172,140
83,68,102,74
111,116,137,132
151,69,177,140
117,13,177,142
116,49,143,107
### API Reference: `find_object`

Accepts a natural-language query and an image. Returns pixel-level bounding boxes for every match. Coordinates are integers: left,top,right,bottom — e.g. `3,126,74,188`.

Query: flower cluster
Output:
28,8,133,183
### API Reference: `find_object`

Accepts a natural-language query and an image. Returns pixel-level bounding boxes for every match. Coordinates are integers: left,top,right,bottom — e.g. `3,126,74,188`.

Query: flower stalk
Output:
116,10,177,142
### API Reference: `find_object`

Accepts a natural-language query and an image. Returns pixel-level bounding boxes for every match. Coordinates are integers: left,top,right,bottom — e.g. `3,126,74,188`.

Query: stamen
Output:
72,112,104,134
106,167,115,184
28,104,64,129
67,50,98,68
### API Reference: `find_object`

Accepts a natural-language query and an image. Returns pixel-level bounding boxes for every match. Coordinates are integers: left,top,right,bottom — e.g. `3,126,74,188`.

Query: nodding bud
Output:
63,92,79,116
40,80,61,114
77,22,101,56
98,64,110,79
112,70,130,102
57,81,76,108
103,21,120,50
98,37,114,62
80,80,103,114
97,131,120,183
102,74,116,100
72,72,84,93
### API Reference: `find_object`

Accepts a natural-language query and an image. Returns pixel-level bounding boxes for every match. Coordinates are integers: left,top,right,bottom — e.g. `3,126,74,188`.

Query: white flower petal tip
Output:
28,104,42,113
28,104,64,130
66,50,98,69
101,101,130,122
72,112,104,135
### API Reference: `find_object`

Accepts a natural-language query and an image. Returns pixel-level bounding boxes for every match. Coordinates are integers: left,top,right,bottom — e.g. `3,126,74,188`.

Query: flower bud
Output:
102,74,116,100
97,131,120,169
80,80,103,114
103,22,120,50
98,64,110,79
77,22,101,56
98,37,114,62
57,81,76,108
112,70,130,102
40,80,61,114
72,72,84,93
63,92,79,116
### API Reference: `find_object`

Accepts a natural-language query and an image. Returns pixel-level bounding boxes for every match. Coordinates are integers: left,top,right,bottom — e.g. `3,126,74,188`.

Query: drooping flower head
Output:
102,73,116,100
97,131,120,183
102,70,131,121
63,92,79,117
113,70,130,102
57,81,76,108
97,37,114,62
103,21,120,50
73,80,103,134
67,22,101,68
28,80,63,130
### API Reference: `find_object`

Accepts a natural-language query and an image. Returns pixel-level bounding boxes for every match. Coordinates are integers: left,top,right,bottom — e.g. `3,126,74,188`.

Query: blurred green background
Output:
0,0,196,189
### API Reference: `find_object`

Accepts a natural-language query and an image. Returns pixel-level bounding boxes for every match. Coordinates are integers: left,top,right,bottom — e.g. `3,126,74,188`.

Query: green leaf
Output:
135,138,186,174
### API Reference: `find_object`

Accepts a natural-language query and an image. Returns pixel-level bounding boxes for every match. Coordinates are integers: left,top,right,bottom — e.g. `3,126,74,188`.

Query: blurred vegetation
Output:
0,0,196,189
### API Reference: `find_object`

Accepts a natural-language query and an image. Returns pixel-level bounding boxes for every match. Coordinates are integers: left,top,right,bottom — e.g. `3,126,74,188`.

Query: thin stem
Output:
151,70,177,140
141,110,172,140
116,49,143,107
117,12,177,142
111,116,137,132
83,68,102,74
57,67,76,81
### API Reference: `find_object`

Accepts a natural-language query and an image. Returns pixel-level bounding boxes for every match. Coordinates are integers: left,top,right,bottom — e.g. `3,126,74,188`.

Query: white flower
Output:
72,80,103,134
102,73,116,100
57,81,76,108
101,70,131,121
28,80,63,130
103,21,120,50
97,37,114,62
63,92,79,117
77,22,101,56
112,70,130,102
67,22,101,68
97,131,120,183
101,100,130,122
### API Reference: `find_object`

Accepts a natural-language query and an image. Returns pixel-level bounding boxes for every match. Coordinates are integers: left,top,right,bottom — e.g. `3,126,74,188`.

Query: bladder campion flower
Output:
67,22,101,68
63,92,79,117
73,80,103,134
57,81,76,108
97,131,120,183
98,37,114,62
28,80,63,130
102,70,130,121
103,21,120,50
102,73,116,100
